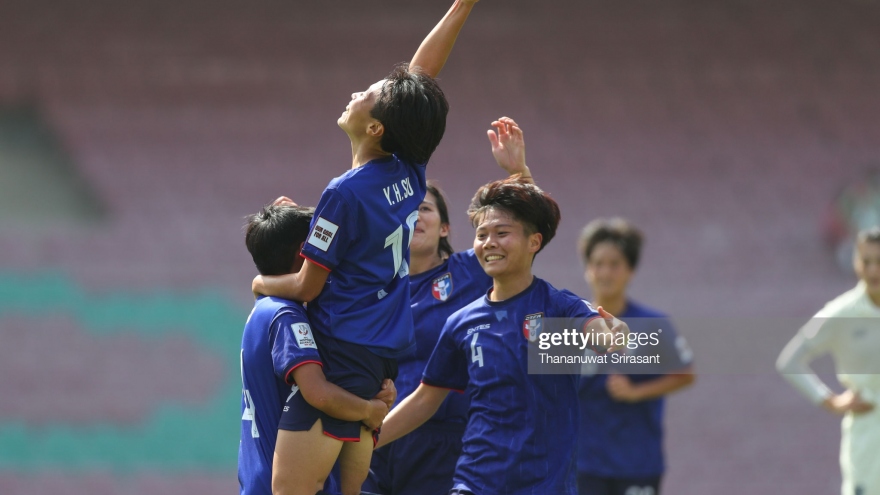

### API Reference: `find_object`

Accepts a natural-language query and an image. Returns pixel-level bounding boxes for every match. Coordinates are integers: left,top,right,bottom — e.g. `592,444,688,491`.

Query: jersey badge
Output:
523,312,543,342
291,323,317,349
307,216,339,252
432,273,453,301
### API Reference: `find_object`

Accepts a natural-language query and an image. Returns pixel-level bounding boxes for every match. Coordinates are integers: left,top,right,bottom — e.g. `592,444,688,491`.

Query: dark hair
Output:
578,218,644,269
467,176,561,255
371,63,448,165
427,180,454,259
245,205,315,276
857,226,880,245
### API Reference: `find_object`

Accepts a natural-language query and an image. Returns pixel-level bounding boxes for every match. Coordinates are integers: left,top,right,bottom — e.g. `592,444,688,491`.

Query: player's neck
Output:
592,294,627,316
410,251,445,276
490,272,534,302
350,139,391,168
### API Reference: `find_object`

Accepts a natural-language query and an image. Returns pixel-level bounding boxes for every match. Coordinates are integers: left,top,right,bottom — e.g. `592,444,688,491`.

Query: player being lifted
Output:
251,1,481,494
364,116,533,495
377,175,629,495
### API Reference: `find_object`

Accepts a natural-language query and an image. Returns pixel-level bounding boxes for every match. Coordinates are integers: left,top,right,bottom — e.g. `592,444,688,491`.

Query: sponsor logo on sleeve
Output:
291,323,317,349
307,217,339,252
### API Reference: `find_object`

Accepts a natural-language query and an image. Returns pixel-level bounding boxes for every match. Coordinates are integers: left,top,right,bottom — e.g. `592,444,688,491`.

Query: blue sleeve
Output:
562,291,600,321
422,320,469,392
270,311,322,385
300,188,357,271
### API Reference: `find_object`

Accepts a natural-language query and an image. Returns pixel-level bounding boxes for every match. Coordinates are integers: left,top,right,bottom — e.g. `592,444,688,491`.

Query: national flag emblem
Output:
431,273,453,301
523,313,543,342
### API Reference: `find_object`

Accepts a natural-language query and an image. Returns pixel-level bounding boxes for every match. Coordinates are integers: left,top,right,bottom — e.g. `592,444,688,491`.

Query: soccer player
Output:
376,177,629,495
777,226,880,495
238,204,395,495
364,117,533,495
574,218,695,495
251,1,481,494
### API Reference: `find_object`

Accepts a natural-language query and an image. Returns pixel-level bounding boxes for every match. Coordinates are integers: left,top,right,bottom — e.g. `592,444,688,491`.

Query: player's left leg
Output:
337,426,376,495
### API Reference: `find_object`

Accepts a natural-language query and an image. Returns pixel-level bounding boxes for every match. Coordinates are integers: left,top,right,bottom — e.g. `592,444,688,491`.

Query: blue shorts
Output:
363,420,465,495
278,332,398,442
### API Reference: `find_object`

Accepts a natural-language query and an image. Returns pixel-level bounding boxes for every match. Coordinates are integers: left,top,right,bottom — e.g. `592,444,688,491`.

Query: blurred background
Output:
1,0,879,493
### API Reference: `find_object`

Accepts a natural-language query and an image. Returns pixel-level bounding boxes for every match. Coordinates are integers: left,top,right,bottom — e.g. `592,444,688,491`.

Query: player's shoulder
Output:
449,249,482,272
446,293,490,328
818,282,871,317
538,279,593,316
259,296,308,320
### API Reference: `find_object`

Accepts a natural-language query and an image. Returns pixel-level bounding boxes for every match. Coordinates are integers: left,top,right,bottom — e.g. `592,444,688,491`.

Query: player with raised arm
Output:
251,1,481,494
364,117,533,495
238,204,395,495
376,176,629,495
777,226,880,495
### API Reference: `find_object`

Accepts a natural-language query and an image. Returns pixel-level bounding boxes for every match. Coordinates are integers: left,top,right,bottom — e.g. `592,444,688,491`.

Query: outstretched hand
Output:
487,116,531,182
597,306,629,353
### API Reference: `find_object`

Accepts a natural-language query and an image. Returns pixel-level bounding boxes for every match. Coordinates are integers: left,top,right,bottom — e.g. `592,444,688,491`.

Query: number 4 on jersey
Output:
471,332,484,367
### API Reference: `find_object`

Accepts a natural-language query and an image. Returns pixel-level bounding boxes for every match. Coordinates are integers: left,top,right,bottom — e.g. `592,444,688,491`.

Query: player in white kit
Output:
777,227,880,495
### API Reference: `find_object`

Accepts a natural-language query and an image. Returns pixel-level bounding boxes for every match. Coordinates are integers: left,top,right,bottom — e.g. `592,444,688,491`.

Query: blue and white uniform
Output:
365,249,492,495
422,277,599,495
576,300,693,493
238,296,323,495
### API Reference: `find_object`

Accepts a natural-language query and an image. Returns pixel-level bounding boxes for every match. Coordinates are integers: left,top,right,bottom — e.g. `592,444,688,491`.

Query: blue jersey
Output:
301,155,427,358
422,277,599,495
238,296,322,495
397,249,492,422
576,300,693,477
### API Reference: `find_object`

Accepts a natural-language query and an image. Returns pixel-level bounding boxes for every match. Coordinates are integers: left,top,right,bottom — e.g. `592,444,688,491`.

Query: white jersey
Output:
777,281,880,494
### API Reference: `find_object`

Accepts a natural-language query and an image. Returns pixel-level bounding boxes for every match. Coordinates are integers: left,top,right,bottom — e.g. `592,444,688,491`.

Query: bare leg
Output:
273,419,343,495
337,427,375,495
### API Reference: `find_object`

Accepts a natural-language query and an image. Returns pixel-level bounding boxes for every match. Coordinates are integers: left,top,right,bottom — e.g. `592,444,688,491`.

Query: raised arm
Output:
409,0,479,78
487,116,534,184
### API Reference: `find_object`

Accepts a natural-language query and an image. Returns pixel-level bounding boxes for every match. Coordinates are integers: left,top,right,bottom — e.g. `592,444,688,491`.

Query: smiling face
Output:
473,207,542,280
411,191,450,262
338,79,385,138
585,240,633,301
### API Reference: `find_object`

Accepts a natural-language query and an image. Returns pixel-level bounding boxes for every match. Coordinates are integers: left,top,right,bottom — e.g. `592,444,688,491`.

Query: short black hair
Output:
467,176,561,255
245,205,315,276
427,180,454,259
371,63,448,165
578,218,644,269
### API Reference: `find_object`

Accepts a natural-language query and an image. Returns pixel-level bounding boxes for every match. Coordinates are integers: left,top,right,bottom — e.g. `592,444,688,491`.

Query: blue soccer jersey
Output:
238,296,322,495
422,277,599,495
576,300,693,478
398,249,492,420
301,155,427,359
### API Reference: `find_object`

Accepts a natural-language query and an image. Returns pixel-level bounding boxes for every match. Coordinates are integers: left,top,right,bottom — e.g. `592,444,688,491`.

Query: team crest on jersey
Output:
432,273,453,301
523,313,543,342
